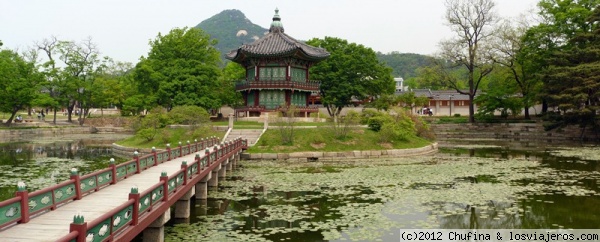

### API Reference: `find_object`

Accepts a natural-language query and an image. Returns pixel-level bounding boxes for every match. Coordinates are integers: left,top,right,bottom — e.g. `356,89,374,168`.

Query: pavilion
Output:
227,9,330,118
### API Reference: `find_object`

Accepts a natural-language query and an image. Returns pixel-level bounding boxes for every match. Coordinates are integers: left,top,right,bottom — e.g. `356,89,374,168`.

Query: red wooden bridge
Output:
0,136,247,242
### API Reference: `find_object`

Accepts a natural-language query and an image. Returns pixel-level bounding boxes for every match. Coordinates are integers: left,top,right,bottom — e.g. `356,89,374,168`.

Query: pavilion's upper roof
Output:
226,9,330,63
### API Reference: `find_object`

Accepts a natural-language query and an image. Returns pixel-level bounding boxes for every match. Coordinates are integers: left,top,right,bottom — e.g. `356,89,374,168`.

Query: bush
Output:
311,132,326,144
167,106,210,127
137,128,157,141
160,129,172,144
333,110,361,139
192,126,213,140
360,109,381,125
453,113,461,117
367,116,391,131
410,114,436,140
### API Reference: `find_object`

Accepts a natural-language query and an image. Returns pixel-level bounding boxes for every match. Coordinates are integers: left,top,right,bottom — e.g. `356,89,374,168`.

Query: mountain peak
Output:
196,9,268,60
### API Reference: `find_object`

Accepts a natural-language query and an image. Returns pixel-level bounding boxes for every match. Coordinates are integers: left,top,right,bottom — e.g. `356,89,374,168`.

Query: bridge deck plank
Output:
0,151,211,242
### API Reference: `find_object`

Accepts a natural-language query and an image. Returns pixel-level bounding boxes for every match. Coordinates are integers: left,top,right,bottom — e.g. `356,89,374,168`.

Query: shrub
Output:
367,116,391,131
137,128,157,141
453,113,461,117
311,133,326,144
410,114,436,140
360,109,380,125
192,126,213,140
167,106,210,127
332,110,361,139
160,129,172,144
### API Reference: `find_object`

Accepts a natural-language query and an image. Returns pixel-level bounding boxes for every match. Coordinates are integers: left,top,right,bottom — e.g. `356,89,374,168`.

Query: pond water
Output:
164,142,600,242
0,134,131,200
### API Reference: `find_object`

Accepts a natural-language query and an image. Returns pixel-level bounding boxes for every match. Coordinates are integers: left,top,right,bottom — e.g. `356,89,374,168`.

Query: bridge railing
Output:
0,136,222,230
58,137,248,242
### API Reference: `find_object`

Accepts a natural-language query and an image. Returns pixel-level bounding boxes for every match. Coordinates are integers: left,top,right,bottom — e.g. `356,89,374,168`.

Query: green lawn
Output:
247,127,432,153
116,127,226,149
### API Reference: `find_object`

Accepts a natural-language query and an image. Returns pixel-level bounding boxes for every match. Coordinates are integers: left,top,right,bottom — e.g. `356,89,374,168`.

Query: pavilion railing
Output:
235,80,320,91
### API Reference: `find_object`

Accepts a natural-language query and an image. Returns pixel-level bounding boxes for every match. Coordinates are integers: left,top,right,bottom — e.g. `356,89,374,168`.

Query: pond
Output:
164,142,600,242
0,134,131,200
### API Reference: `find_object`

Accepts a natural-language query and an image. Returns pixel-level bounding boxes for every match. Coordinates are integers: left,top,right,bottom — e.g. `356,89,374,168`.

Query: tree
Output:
475,70,524,119
90,58,131,116
218,62,244,110
544,6,600,133
439,0,498,123
0,50,43,125
397,91,430,114
56,38,102,125
132,27,222,112
306,37,395,117
522,0,600,114
409,65,453,90
491,19,542,119
36,36,63,124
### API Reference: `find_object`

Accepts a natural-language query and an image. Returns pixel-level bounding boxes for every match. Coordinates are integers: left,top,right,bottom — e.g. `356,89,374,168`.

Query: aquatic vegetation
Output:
165,150,600,241
550,146,600,161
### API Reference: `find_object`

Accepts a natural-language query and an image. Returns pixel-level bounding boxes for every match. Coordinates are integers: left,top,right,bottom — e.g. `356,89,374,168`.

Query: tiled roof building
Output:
228,9,329,117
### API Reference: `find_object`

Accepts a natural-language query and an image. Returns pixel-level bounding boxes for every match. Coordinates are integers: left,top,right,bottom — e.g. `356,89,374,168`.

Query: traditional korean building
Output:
227,9,330,117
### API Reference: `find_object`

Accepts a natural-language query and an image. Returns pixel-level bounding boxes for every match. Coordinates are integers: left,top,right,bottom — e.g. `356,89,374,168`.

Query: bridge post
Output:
174,188,194,219
205,148,211,166
195,172,211,200
226,157,233,172
219,159,227,179
186,140,191,155
15,182,29,224
181,161,188,185
109,158,117,184
208,164,221,187
195,154,201,173
134,151,141,174
129,186,140,226
160,172,169,202
178,141,183,157
152,147,158,166
143,208,170,242
69,214,87,242
70,168,82,200
166,144,171,161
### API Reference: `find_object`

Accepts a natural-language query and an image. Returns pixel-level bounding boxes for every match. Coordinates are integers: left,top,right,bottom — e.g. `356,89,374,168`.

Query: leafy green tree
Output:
409,65,454,90
0,50,43,125
306,37,395,117
491,19,542,119
475,71,524,119
439,0,498,123
522,0,600,114
90,59,131,116
544,6,600,132
218,62,244,109
133,27,223,112
376,52,434,79
397,91,430,114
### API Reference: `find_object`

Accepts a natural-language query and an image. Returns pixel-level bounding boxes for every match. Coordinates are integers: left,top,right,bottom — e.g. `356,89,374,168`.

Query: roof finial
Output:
270,8,284,33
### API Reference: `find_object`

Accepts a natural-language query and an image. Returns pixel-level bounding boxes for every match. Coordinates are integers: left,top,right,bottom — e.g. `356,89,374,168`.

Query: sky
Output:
1,0,539,64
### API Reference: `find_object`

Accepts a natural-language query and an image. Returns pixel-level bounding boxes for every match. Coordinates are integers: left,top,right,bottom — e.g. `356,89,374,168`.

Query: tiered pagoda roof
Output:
226,9,330,63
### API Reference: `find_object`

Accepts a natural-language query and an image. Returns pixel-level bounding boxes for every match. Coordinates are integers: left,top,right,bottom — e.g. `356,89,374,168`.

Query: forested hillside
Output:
376,51,434,78
195,9,268,60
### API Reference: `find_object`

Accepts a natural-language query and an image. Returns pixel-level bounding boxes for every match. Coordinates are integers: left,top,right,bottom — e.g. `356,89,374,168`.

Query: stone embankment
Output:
432,122,599,143
0,126,92,142
242,143,438,161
